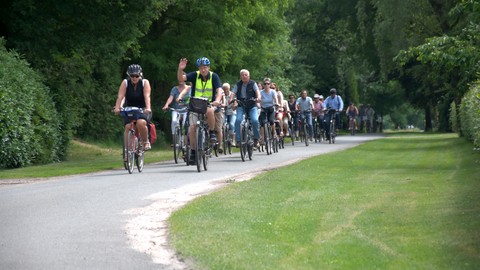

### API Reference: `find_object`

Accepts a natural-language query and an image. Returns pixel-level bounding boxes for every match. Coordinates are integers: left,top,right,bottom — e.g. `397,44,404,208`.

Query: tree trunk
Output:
425,106,433,131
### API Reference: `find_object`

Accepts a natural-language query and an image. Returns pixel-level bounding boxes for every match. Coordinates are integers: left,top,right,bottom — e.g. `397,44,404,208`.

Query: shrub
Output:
459,81,480,148
0,38,61,168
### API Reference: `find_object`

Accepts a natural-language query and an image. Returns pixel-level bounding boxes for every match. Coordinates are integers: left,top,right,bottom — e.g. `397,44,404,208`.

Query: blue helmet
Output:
195,57,211,67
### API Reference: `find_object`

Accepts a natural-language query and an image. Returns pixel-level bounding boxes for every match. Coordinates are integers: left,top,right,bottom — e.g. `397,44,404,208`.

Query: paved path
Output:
0,135,382,270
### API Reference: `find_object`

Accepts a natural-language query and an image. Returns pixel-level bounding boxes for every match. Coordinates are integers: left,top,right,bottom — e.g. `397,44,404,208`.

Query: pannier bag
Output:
148,122,157,144
188,97,209,114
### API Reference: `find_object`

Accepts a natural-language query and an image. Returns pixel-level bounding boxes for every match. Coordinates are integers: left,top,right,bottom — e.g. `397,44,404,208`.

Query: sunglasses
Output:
130,74,140,78
264,82,270,85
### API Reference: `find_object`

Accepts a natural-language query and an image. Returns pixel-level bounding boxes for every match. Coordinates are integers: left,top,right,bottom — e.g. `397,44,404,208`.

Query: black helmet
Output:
127,64,142,76
329,88,337,94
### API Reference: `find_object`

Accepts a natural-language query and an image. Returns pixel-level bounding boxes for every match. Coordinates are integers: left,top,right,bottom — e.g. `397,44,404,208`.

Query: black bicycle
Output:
170,108,188,164
327,108,337,144
298,110,312,146
313,116,325,143
187,97,213,172
236,98,256,162
260,107,274,155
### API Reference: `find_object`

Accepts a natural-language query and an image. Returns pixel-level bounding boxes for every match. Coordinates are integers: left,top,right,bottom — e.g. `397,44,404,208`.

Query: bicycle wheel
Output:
304,123,309,146
173,126,182,164
222,125,228,155
136,137,144,173
195,126,202,172
273,134,278,153
329,121,334,144
122,139,128,170
126,131,136,174
247,130,253,160
264,124,271,155
203,129,209,171
240,124,247,162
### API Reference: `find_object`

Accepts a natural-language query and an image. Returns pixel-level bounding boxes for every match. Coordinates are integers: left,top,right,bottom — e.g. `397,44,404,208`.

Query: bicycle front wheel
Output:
136,137,144,173
304,123,309,146
203,129,209,171
126,131,136,174
173,126,182,164
195,126,203,172
240,124,247,162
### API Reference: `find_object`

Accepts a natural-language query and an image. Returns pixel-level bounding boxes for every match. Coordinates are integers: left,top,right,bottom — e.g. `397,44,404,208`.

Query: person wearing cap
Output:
177,57,223,165
323,88,344,140
313,94,325,139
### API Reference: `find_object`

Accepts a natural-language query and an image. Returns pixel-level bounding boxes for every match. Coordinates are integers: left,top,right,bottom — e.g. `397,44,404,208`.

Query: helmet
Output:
127,64,142,76
314,94,320,98
319,95,324,99
196,57,211,67
329,88,337,94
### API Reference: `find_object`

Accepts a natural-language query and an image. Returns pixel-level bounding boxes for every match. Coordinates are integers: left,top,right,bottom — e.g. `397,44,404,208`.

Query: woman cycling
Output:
259,78,279,145
114,64,152,150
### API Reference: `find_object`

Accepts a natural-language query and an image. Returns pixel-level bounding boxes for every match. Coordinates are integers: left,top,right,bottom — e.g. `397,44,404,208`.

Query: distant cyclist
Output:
346,102,359,131
323,88,344,140
114,64,152,150
162,77,191,137
177,57,223,165
295,90,314,140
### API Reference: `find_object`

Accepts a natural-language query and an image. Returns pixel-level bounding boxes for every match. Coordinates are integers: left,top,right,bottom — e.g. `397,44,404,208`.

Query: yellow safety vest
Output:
194,71,214,99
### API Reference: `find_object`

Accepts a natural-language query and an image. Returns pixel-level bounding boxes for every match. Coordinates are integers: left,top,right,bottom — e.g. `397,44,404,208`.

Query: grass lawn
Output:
169,133,480,269
0,139,173,179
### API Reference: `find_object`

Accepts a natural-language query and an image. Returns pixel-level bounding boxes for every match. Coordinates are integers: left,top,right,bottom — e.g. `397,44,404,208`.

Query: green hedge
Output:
0,38,61,168
459,81,480,148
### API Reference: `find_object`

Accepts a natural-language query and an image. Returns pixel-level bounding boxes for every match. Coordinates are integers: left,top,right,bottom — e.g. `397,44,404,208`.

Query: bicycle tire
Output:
329,121,334,144
195,126,202,172
303,122,309,146
263,124,270,155
222,125,228,155
173,126,181,164
240,124,247,162
126,131,136,174
203,129,209,171
122,139,128,170
136,137,144,173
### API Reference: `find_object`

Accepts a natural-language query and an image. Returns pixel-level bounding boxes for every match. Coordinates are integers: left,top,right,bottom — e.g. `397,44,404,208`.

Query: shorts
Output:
214,111,224,132
123,111,151,125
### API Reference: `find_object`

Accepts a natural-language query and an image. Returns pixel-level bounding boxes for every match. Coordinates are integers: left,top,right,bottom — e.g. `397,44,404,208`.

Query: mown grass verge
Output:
169,133,480,269
0,139,173,179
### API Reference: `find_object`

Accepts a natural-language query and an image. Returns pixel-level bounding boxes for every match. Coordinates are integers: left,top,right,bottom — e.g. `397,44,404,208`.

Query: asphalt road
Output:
0,135,382,270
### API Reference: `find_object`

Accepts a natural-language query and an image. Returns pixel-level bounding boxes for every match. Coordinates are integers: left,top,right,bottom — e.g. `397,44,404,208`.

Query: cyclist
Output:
232,69,261,148
177,57,223,165
323,88,344,140
162,77,191,139
223,83,237,146
345,102,359,131
365,104,375,133
287,94,298,138
312,94,325,137
114,64,152,150
295,90,314,141
271,82,286,137
214,86,226,153
259,78,279,145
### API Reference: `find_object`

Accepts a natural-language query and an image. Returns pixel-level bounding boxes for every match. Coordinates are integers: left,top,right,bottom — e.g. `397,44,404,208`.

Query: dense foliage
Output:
459,81,480,147
0,0,478,168
0,39,61,168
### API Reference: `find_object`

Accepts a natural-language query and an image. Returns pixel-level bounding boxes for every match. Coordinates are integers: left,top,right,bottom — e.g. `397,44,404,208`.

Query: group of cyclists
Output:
115,58,366,171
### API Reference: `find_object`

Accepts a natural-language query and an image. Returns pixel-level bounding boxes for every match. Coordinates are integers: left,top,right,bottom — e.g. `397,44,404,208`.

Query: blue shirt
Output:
323,95,344,111
296,97,313,111
260,90,277,108
170,86,190,110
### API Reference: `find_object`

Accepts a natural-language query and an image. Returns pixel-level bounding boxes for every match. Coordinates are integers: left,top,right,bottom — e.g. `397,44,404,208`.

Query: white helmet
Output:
314,94,320,98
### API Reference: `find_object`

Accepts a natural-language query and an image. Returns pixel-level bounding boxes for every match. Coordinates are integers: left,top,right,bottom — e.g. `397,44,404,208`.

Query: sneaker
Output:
144,141,151,151
189,152,196,165
218,148,223,154
209,132,217,143
254,139,259,148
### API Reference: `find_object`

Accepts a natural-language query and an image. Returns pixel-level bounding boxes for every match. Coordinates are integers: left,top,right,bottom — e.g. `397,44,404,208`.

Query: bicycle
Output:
297,110,312,147
187,97,213,172
348,116,356,136
274,120,284,150
327,108,338,144
222,114,233,155
170,108,188,164
260,107,275,155
236,98,256,162
313,116,325,143
288,112,296,145
120,107,146,174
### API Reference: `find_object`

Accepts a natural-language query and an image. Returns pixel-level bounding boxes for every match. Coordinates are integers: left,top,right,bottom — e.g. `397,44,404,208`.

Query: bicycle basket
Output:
121,107,143,121
189,97,209,114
